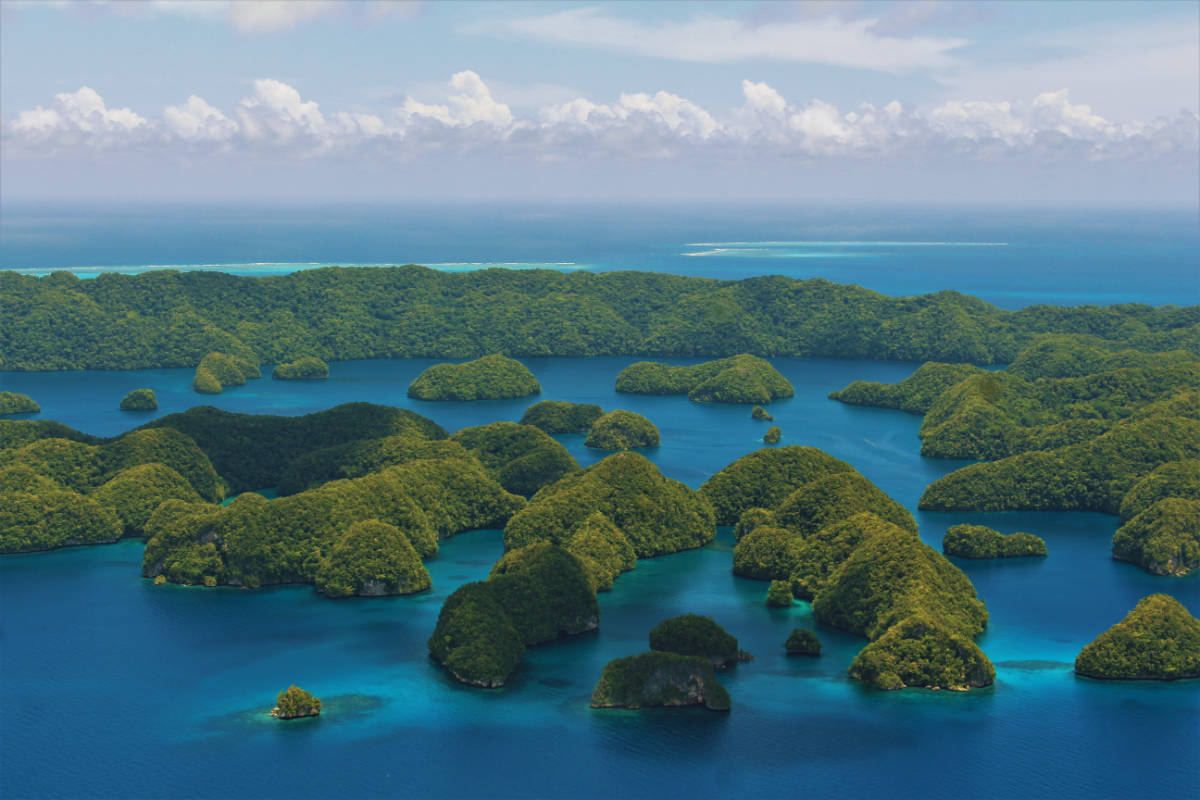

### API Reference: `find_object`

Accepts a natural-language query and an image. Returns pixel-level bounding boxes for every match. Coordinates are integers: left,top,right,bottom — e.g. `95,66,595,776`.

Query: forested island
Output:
942,525,1047,559
1074,595,1200,681
584,410,660,450
0,392,40,415
273,357,329,380
119,389,157,411
407,354,541,401
615,354,794,404
193,351,260,394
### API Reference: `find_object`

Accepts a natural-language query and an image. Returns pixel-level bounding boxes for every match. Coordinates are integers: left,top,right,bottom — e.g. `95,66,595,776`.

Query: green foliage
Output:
519,400,604,434
119,388,157,411
274,685,321,718
314,520,431,597
90,463,204,537
788,513,902,601
0,392,40,415
784,628,822,655
584,410,660,450
1007,334,1198,380
0,419,99,450
733,507,776,542
272,357,329,380
590,651,730,711
616,354,793,404
942,524,1048,559
278,436,469,496
564,512,637,592
407,354,540,401
830,362,984,415
0,463,62,494
699,445,855,525
766,580,793,607
144,402,447,493
428,582,525,687
733,526,804,581
1111,498,1200,576
0,490,123,553
763,426,782,444
194,351,259,394
1075,594,1200,680
193,367,222,394
1119,460,1200,521
849,617,996,690
648,614,739,667
451,422,579,495
775,472,917,536
503,452,715,559
751,405,773,421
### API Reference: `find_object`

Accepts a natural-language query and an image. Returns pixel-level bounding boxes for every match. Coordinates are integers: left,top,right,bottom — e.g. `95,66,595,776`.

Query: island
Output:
766,580,792,606
1111,498,1200,576
751,405,773,421
0,392,40,415
272,685,322,719
763,426,781,444
648,614,740,668
407,354,540,401
942,524,1048,558
193,351,260,395
451,421,579,496
272,356,329,380
314,519,432,597
1074,594,1200,680
519,400,604,434
584,410,660,450
590,652,730,711
784,628,822,655
119,389,157,411
616,353,794,405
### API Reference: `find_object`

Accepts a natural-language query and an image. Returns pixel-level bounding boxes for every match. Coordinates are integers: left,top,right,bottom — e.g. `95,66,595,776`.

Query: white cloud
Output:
401,71,513,128
24,0,422,33
10,86,148,145
164,96,238,141
226,0,337,32
235,79,327,142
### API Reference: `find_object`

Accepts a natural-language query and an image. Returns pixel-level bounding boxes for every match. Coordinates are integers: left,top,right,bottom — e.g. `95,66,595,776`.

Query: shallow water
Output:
2,356,1197,799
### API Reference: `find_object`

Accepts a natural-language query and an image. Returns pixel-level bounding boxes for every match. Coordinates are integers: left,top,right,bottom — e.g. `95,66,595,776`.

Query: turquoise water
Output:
2,357,1197,799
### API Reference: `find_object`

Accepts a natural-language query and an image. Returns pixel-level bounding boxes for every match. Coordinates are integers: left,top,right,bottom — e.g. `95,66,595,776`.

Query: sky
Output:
1,0,1198,205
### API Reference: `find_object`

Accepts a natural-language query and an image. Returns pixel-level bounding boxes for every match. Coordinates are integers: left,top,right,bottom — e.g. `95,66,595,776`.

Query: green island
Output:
272,686,322,719
519,400,604,434
589,651,731,711
1111,498,1200,576
751,405,773,421
648,614,741,668
766,580,792,606
942,525,1048,559
616,353,794,404
407,354,540,401
784,628,822,655
193,351,260,395
584,409,660,450
763,426,781,444
0,392,40,415
314,519,431,597
450,421,579,496
428,542,598,687
1074,594,1200,681
119,388,157,411
272,356,329,380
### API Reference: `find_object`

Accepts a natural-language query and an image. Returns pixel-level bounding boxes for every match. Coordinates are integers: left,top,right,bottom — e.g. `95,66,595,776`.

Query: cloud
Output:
226,0,338,32
4,74,1196,166
22,0,423,33
482,7,969,72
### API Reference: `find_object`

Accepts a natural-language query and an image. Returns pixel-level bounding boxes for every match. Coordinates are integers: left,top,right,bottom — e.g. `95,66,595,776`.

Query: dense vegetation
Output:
3,267,1197,372
90,463,205,537
429,543,598,687
699,445,856,525
503,452,715,570
0,392,40,415
519,400,604,434
942,525,1048,559
648,614,740,667
616,354,794,405
407,354,540,401
273,686,321,719
751,405,773,421
0,491,123,552
277,436,467,496
766,580,792,606
1074,594,1200,680
451,422,579,495
849,617,996,691
314,519,432,597
784,628,822,655
563,511,636,592
1118,460,1200,521
589,652,731,711
584,410,660,450
829,362,984,415
193,351,260,395
763,426,781,444
272,357,329,380
1111,498,1200,576
119,388,157,411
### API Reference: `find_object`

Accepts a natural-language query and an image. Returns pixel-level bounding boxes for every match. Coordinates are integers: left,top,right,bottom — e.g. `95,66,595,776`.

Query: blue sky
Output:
2,0,1197,204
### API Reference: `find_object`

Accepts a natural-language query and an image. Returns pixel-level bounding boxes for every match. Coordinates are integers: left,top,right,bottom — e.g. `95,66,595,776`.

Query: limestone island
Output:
120,389,157,411
763,426,782,444
407,354,540,401
1074,594,1200,681
271,685,322,719
751,405,773,421
649,614,741,668
942,524,1047,559
784,628,822,655
1112,497,1200,576
0,392,40,415
616,353,794,405
272,356,329,380
193,351,260,395
314,520,432,597
584,410,660,450
519,400,604,434
590,652,731,711
766,579,792,606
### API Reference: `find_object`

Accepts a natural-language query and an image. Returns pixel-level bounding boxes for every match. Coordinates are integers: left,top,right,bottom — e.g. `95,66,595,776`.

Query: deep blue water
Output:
2,202,1198,308
2,357,1197,799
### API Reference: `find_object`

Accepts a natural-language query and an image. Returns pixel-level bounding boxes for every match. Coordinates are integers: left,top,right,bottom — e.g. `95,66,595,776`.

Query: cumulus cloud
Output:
4,74,1196,166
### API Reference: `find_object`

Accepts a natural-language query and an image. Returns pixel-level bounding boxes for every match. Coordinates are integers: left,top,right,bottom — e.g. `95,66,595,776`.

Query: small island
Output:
942,524,1048,559
119,389,158,411
784,628,822,655
1111,498,1200,576
271,685,322,719
193,351,260,395
0,392,40,415
1074,594,1200,681
616,353,794,405
766,579,792,606
519,400,604,434
649,614,740,668
751,405,773,421
407,354,541,401
584,410,660,450
763,426,781,444
590,652,731,711
272,356,330,380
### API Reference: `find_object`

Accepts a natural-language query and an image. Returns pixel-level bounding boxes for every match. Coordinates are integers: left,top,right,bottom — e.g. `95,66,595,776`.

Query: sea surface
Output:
2,202,1198,308
1,356,1197,799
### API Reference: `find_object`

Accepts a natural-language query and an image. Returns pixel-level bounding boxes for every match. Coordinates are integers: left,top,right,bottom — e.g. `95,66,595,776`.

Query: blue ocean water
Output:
2,357,1197,799
2,202,1198,308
